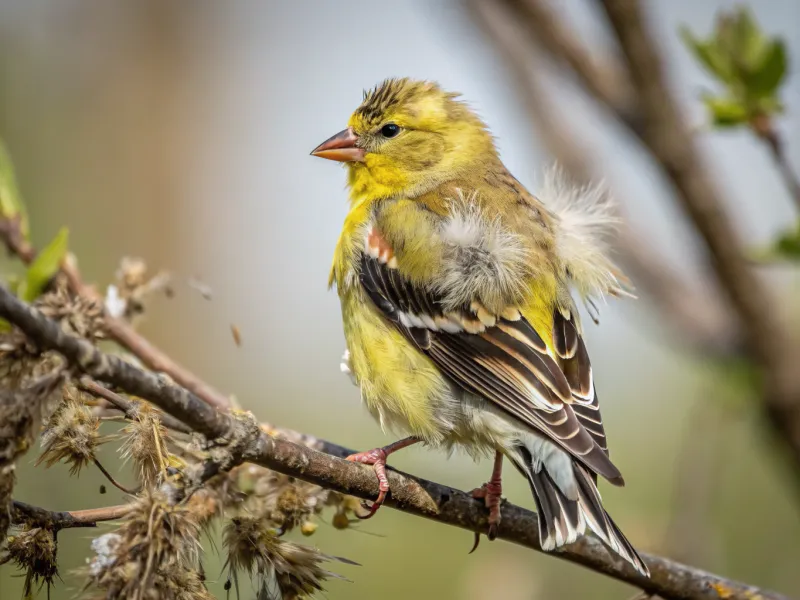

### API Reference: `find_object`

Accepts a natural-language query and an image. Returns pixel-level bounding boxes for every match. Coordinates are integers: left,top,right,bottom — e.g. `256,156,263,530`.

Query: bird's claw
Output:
468,479,503,552
347,448,390,519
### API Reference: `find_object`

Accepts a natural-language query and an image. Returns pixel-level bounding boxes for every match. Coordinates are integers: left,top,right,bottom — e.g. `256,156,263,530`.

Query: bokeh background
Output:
1,1,798,599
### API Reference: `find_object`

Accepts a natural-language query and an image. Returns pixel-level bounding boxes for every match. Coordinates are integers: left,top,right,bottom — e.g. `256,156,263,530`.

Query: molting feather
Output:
436,189,532,314
539,166,632,304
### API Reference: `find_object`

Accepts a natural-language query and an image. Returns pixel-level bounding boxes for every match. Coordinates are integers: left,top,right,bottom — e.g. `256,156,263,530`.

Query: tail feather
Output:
512,447,649,577
573,464,649,576
529,468,584,551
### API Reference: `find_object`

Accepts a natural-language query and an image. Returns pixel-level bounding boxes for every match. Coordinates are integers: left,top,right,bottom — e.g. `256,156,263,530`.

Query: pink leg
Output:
346,436,419,519
469,451,504,552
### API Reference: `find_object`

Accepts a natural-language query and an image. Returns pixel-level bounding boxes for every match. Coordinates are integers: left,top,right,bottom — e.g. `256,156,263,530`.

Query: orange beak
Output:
310,127,365,162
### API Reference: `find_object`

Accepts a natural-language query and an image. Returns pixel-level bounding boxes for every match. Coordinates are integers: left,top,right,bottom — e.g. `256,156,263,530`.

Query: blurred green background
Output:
1,1,798,599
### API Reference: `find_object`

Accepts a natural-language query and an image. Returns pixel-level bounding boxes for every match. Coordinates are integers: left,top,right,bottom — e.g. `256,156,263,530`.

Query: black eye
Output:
380,123,401,138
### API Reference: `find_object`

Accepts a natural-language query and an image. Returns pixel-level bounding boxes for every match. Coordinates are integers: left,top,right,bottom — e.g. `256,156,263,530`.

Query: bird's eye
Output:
380,123,401,138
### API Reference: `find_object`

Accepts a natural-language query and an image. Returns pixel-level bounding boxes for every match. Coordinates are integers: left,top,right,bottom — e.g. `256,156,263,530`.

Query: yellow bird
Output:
311,78,648,576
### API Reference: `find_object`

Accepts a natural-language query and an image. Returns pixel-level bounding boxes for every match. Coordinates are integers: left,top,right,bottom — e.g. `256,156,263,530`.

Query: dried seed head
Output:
223,517,354,600
223,443,364,536
0,332,63,388
120,402,168,488
36,275,105,341
85,491,204,599
184,488,221,527
0,527,58,597
37,390,109,475
0,371,65,540
109,257,171,322
233,467,333,536
116,257,149,291
269,482,323,534
154,568,214,600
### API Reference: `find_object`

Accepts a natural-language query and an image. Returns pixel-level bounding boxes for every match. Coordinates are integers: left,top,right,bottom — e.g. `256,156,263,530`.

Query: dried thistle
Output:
0,277,100,388
0,328,63,388
85,490,205,599
261,476,330,535
120,402,168,489
36,274,105,341
37,388,109,475
105,257,171,322
0,370,64,540
329,494,370,530
184,488,221,528
223,517,354,600
156,567,214,600
0,526,58,597
224,442,366,536
228,462,335,537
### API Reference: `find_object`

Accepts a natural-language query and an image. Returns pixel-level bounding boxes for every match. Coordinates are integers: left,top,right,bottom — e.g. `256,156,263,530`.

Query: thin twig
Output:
496,0,640,130
92,459,138,495
0,285,789,600
751,115,800,213
79,376,193,434
103,318,231,410
12,500,133,530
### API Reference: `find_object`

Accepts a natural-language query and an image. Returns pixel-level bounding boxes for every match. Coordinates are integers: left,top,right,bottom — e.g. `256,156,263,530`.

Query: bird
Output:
311,78,648,576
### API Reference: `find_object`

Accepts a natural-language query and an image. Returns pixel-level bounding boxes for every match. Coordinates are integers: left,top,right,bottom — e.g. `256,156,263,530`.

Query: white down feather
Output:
436,189,531,313
539,165,631,304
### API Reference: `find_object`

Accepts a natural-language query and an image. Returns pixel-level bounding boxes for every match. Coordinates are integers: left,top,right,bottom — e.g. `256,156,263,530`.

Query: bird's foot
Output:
469,479,503,541
345,436,419,519
469,451,504,553
346,447,389,519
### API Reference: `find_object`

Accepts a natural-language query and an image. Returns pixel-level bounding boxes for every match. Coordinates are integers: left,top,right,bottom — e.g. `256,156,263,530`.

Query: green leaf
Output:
680,26,736,84
20,227,69,302
702,95,749,127
0,140,29,239
751,221,800,262
773,224,800,260
755,95,784,116
732,7,766,72
747,40,787,98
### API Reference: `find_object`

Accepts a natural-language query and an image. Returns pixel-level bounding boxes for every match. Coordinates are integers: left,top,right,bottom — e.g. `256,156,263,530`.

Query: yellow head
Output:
311,78,496,202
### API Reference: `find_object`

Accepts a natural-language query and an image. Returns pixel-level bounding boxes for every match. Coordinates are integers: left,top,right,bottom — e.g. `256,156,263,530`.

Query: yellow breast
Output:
330,197,450,440
339,281,452,441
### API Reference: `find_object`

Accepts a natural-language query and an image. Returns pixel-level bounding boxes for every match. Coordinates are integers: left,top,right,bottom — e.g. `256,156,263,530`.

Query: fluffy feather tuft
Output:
436,190,531,314
539,166,633,305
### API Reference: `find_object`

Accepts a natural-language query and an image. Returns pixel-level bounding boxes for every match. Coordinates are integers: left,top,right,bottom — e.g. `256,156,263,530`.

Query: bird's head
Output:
311,78,496,201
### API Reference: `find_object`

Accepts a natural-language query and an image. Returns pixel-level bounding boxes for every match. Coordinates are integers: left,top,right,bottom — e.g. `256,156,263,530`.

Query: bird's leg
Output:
469,451,504,551
346,436,420,519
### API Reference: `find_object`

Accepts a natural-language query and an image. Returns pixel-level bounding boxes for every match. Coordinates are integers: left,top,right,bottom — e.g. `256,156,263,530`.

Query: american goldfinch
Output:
312,78,648,576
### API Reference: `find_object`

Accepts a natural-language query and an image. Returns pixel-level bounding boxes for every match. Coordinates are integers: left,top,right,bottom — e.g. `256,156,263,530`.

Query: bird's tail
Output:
510,449,649,577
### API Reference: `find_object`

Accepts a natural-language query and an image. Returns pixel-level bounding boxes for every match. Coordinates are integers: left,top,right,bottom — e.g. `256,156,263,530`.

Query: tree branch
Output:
469,0,741,357
0,219,231,411
479,0,800,490
102,317,231,410
497,0,640,131
0,286,790,600
597,0,800,483
12,500,132,530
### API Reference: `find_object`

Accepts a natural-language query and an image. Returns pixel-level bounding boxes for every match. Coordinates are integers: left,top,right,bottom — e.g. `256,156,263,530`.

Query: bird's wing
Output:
552,308,609,455
358,227,621,484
